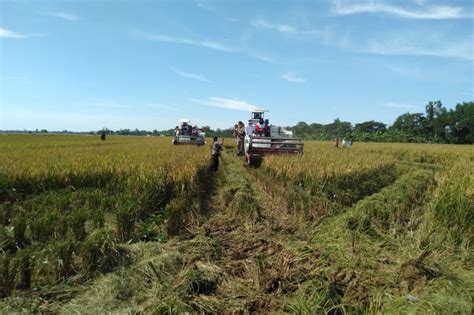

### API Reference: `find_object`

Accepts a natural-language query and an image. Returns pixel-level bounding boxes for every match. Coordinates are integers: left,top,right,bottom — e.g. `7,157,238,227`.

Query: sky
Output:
0,0,473,131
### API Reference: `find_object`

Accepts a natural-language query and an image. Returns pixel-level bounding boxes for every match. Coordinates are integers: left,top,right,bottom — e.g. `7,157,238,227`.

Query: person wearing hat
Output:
245,120,255,138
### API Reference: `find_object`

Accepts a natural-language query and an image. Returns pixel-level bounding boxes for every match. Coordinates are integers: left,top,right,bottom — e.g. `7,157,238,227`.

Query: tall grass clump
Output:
422,161,473,250
352,169,436,238
81,228,125,274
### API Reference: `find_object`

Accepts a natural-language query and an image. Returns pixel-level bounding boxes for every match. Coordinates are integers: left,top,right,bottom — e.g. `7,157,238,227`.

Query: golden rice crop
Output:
260,141,473,210
0,135,213,294
262,141,472,181
0,135,208,188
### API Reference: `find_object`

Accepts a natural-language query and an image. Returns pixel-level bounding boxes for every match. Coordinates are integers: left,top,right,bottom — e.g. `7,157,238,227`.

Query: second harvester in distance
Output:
173,119,206,145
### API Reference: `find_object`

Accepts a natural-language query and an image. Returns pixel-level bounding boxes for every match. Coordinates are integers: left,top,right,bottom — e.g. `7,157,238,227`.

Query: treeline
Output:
2,101,472,144
289,101,473,144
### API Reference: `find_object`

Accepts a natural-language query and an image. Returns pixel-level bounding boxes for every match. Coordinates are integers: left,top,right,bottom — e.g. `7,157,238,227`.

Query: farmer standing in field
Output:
233,124,238,144
211,136,222,171
236,121,245,156
246,120,255,137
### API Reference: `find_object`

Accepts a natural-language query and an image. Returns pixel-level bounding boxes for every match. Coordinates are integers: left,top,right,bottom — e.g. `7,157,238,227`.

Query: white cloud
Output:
0,27,27,38
146,103,184,112
249,16,473,61
281,72,306,83
313,24,474,61
134,30,276,63
249,54,276,63
172,68,211,82
134,31,234,52
383,102,416,109
364,35,474,60
191,97,262,111
250,18,332,41
46,12,80,21
251,18,297,34
386,64,422,78
195,0,213,11
331,1,470,19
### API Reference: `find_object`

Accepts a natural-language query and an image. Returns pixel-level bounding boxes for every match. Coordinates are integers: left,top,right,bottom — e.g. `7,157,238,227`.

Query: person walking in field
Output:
211,136,223,171
236,121,245,156
335,137,340,147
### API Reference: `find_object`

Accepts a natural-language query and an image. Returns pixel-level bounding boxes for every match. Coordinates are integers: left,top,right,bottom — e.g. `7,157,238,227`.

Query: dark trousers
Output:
236,139,244,155
211,154,219,171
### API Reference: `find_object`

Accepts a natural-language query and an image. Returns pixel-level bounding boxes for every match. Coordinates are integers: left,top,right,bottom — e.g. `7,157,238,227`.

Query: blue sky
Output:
1,0,473,131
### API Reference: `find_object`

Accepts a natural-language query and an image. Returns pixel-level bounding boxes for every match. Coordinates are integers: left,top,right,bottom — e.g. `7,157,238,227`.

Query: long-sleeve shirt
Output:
245,124,255,136
236,126,246,140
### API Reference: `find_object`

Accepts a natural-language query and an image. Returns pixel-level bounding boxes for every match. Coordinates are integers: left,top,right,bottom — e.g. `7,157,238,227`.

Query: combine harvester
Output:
172,119,206,145
244,109,303,166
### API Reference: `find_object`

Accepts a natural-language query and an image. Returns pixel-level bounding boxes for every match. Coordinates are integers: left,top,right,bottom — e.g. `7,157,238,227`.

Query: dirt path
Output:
176,149,319,313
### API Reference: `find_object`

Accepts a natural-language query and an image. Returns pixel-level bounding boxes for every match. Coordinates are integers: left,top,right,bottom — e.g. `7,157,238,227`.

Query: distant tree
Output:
447,102,474,144
354,120,387,133
324,118,352,139
24,100,467,144
424,101,447,138
293,121,310,136
391,112,426,137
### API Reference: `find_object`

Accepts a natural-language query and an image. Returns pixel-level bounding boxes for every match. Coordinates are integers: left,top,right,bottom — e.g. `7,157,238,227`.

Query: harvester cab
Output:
172,119,206,145
244,109,303,166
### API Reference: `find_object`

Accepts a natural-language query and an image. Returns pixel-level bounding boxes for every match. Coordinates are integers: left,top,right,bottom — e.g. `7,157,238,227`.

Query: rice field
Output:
0,134,472,313
0,135,211,298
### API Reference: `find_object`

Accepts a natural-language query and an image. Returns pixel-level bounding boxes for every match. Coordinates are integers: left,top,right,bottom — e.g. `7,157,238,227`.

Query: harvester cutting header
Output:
244,109,303,165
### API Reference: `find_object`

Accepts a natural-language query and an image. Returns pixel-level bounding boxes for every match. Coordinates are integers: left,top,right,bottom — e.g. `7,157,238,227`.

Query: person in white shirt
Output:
245,121,255,137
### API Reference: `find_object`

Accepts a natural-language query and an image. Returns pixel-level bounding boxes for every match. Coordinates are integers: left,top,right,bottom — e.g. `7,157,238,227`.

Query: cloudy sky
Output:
1,0,473,131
